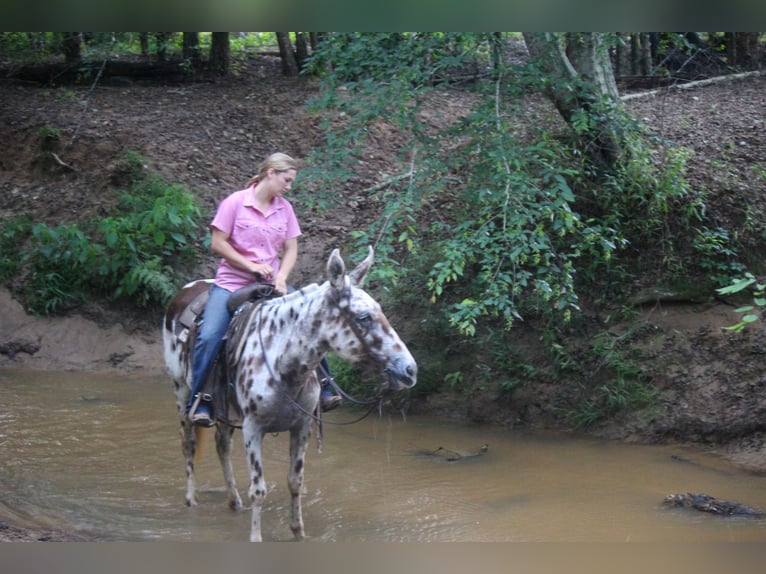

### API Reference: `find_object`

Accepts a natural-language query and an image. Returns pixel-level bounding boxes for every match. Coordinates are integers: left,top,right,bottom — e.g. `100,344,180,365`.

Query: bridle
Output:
253,288,390,427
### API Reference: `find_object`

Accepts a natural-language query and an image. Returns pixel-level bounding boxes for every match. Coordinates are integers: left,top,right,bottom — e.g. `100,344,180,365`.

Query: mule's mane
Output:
261,283,321,307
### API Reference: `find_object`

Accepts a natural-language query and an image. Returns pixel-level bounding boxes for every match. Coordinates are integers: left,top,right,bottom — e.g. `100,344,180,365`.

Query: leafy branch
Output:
716,272,766,332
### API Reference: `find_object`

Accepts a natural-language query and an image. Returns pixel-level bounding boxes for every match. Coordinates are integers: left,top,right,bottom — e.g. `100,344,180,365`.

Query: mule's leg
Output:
180,417,198,506
242,417,267,542
287,422,311,540
215,424,243,510
175,381,199,507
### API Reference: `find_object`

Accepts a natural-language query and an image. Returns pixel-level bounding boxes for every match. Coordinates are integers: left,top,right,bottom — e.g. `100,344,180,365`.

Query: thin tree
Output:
182,32,202,73
294,32,310,71
276,32,299,76
139,33,149,57
61,32,82,65
154,33,173,62
209,32,230,76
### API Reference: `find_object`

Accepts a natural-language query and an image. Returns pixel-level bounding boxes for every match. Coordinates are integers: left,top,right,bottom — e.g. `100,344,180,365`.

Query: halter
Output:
254,285,389,427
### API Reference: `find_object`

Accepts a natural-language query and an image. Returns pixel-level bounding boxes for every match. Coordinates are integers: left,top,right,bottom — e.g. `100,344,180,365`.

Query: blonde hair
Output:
246,152,301,187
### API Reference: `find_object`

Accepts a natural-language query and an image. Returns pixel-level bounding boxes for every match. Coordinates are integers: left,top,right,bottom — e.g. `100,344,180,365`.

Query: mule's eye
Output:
356,313,372,331
355,313,372,326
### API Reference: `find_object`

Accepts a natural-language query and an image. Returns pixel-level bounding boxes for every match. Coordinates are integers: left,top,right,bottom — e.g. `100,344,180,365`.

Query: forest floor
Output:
0,50,765,540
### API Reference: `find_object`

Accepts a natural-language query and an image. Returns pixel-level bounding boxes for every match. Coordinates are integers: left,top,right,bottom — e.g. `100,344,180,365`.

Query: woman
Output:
187,152,341,426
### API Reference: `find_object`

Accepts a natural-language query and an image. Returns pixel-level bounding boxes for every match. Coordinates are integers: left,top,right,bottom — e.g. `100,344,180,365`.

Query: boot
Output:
320,379,342,412
189,393,215,427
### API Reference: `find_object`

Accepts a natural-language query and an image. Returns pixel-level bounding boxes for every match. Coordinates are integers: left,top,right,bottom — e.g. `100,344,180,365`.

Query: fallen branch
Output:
621,70,761,101
362,170,415,195
50,152,75,172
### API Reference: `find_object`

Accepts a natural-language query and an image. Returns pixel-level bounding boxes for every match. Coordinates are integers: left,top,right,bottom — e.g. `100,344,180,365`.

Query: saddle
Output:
178,281,276,426
175,282,275,341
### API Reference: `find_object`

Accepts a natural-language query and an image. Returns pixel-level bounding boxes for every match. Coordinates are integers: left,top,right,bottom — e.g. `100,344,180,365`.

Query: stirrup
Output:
189,393,215,427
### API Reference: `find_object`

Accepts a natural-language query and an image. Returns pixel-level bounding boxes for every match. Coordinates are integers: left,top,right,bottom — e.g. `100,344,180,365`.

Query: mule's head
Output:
325,247,417,391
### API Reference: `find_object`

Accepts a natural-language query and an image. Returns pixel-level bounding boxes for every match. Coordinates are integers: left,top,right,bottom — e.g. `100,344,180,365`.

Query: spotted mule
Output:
162,247,417,541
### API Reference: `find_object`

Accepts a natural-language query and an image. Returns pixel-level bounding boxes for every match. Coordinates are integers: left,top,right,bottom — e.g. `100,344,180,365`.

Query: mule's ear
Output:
349,245,374,287
327,248,347,291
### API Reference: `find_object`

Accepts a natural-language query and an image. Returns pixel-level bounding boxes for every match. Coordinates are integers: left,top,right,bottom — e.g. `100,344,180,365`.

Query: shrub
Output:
8,167,202,315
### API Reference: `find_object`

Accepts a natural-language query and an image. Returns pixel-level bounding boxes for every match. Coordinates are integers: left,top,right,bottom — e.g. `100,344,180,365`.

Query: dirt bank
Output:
0,286,164,375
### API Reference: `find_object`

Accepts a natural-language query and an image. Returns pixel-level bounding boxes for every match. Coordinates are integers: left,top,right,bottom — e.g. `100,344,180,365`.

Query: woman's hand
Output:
273,276,288,295
250,262,274,280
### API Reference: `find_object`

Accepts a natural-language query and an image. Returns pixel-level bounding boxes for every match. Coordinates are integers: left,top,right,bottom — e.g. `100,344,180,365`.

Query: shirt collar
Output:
243,186,285,216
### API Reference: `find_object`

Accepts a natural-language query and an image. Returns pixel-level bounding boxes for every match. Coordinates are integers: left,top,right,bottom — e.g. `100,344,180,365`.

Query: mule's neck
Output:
259,283,332,377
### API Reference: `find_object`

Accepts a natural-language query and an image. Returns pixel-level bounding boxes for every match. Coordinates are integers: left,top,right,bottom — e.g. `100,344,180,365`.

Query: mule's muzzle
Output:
384,361,417,391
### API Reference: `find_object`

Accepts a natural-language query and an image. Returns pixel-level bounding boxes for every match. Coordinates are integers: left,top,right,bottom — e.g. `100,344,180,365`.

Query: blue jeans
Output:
187,284,233,412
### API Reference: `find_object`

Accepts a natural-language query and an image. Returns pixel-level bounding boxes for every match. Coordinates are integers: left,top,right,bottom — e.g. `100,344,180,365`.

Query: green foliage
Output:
296,32,759,433
324,354,380,401
0,33,58,62
119,258,180,307
598,139,698,248
580,125,745,302
692,227,746,286
305,33,625,337
563,331,658,428
114,150,148,184
422,130,608,335
0,216,32,282
229,33,276,52
22,223,100,313
6,160,202,315
475,328,538,395
35,124,61,146
0,32,279,69
716,272,766,332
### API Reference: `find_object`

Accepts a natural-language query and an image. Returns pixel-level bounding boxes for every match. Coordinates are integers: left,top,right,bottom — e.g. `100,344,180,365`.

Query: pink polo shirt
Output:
210,186,302,291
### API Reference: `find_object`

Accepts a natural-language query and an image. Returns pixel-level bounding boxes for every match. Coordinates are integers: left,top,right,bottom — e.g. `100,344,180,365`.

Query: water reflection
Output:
1,367,765,541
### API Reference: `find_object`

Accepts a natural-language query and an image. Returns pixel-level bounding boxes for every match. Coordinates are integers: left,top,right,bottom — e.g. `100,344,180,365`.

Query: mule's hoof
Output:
291,527,305,541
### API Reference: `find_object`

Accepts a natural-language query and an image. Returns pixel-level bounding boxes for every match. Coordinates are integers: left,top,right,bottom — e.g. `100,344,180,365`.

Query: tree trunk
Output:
209,32,230,76
639,33,653,76
614,32,627,78
27,33,46,56
295,32,310,72
182,32,202,73
309,32,324,51
61,33,82,64
276,32,299,76
733,32,761,68
629,33,641,75
154,33,173,62
139,33,149,57
522,32,626,170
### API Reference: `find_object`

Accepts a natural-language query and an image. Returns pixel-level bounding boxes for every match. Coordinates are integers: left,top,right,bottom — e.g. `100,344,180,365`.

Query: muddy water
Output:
1,367,765,542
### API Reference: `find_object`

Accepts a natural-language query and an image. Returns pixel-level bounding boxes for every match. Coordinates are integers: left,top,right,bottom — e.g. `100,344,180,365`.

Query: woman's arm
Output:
274,237,298,294
210,227,274,280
